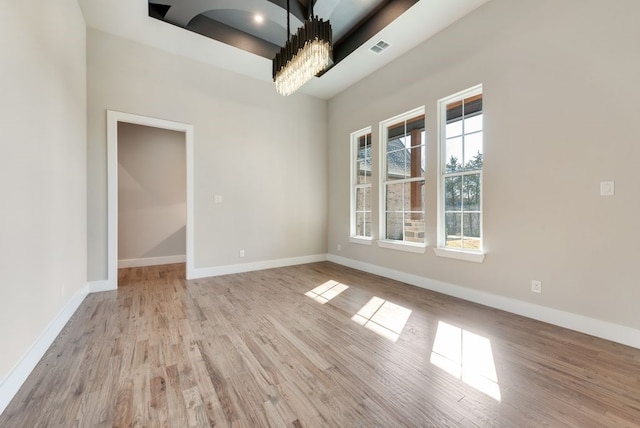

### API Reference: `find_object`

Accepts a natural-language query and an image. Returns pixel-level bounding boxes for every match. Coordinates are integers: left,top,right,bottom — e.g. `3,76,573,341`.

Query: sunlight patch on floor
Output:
351,297,412,342
430,321,501,401
305,280,349,304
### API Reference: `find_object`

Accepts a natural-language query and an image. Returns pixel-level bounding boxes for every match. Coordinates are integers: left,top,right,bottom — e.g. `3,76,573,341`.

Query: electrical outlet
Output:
239,249,245,258
337,244,341,251
531,280,542,293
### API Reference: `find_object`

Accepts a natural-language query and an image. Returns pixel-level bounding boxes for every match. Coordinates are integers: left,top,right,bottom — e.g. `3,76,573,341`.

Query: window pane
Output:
385,183,404,212
444,176,462,211
356,187,370,212
462,213,481,250
386,212,403,240
463,212,481,239
446,120,462,138
386,147,407,180
407,145,426,179
408,130,425,149
445,212,462,248
463,95,483,116
445,137,463,172
406,115,425,133
357,158,369,184
364,212,371,237
403,212,424,243
356,212,372,237
357,134,372,183
462,174,481,211
404,181,424,212
463,132,483,170
364,186,371,211
387,123,405,140
464,114,483,134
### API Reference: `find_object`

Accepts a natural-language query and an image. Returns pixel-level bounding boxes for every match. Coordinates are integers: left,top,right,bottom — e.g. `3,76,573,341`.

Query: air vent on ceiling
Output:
369,40,391,55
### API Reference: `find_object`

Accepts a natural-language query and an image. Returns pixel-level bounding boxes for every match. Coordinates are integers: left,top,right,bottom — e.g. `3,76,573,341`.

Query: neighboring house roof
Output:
358,139,424,178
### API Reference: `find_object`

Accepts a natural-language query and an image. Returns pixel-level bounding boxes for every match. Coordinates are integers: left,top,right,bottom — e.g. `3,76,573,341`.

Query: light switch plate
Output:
600,181,614,196
214,194,223,203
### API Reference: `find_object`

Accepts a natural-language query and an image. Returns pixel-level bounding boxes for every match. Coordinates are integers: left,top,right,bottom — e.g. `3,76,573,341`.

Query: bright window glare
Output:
305,280,349,304
352,297,412,342
430,321,501,401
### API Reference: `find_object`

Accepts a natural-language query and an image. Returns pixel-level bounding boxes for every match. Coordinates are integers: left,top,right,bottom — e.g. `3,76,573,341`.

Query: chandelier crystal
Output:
272,12,332,96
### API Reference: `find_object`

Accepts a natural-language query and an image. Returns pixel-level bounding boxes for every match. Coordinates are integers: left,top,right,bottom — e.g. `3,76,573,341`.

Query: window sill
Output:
349,236,373,245
433,247,485,263
377,240,427,254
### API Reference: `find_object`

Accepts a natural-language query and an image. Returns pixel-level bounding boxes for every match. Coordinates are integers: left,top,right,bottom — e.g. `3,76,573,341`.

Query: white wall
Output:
0,1,87,379
87,29,328,280
118,123,186,262
327,0,640,330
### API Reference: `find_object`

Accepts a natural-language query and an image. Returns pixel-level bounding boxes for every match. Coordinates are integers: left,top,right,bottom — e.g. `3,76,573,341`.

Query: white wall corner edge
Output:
326,254,640,350
0,283,90,416
189,254,328,279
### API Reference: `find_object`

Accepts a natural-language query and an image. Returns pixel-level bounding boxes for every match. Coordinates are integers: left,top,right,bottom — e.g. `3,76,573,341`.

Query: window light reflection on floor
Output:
305,280,349,304
351,297,412,342
430,321,501,401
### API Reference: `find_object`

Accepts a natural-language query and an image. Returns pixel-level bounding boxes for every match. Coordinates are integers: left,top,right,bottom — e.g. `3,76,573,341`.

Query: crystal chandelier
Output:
272,1,332,96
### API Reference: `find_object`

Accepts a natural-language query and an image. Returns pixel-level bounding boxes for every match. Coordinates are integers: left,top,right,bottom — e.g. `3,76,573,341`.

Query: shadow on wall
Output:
141,225,186,259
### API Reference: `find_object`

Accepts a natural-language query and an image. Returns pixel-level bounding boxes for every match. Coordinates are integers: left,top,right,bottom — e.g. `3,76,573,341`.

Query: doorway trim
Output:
107,110,195,287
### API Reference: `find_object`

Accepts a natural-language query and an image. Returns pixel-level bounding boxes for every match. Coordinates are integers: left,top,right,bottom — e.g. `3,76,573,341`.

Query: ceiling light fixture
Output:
254,14,264,24
272,0,332,96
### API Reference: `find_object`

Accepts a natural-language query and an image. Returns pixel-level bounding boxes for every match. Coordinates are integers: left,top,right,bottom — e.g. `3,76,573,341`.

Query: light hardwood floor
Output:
1,262,639,427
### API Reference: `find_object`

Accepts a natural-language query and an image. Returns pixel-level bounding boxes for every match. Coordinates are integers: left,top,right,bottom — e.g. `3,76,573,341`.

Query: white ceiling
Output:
78,0,490,100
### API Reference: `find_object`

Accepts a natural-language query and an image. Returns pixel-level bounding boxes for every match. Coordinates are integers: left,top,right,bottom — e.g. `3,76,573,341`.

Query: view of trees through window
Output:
442,91,483,250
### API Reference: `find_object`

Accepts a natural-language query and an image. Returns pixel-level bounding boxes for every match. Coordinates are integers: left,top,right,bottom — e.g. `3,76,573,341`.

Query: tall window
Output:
439,85,483,253
351,128,372,239
380,107,426,247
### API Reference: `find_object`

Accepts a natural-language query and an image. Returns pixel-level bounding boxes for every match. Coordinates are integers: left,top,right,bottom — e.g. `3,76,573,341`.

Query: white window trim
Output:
350,236,374,245
378,239,427,254
350,126,373,240
436,84,485,262
433,247,485,263
378,106,427,251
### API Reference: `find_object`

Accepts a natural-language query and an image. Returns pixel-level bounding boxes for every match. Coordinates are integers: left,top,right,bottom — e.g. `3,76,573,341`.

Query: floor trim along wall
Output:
327,254,640,350
118,255,187,269
189,254,327,279
0,284,89,415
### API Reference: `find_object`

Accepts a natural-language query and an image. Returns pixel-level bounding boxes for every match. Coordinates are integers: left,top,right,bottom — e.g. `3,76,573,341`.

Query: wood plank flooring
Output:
1,262,639,427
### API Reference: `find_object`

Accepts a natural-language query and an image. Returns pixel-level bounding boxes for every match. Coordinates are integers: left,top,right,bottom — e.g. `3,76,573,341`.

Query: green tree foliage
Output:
444,152,482,246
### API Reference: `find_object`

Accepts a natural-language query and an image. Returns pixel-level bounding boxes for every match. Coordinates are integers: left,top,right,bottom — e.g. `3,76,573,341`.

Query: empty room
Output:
1,0,639,426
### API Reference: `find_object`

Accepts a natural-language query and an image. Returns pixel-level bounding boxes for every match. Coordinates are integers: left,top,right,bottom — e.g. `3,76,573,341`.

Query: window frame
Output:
436,84,485,263
350,127,374,245
378,106,427,253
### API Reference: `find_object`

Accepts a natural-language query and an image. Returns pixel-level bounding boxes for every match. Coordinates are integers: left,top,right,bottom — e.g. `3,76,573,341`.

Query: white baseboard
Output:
118,255,186,269
189,254,327,279
0,284,90,415
88,279,116,293
327,254,640,350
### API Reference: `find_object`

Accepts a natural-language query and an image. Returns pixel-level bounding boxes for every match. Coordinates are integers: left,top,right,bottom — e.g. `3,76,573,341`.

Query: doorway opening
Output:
107,111,194,287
